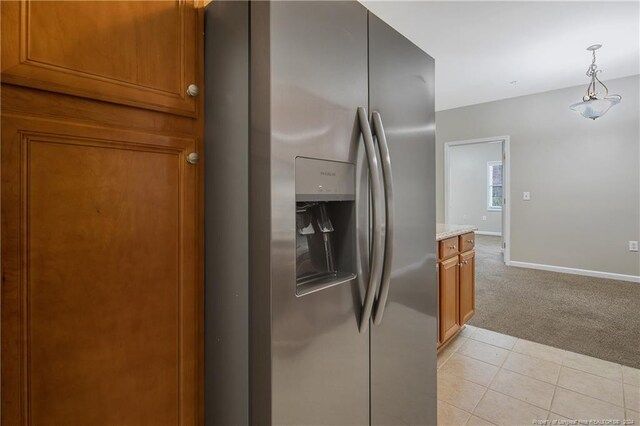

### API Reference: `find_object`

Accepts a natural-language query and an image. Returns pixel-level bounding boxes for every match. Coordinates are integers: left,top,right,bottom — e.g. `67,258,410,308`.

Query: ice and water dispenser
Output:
295,157,357,296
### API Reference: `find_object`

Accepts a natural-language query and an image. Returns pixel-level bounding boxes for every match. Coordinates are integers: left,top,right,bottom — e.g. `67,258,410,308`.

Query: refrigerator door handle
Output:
357,107,384,333
371,111,394,325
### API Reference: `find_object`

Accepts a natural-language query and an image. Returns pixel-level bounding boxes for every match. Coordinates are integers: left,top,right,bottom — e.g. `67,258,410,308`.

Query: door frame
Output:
444,136,511,264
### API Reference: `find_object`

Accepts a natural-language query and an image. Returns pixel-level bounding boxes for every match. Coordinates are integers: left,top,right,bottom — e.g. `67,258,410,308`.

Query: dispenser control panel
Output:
294,157,356,296
295,157,355,202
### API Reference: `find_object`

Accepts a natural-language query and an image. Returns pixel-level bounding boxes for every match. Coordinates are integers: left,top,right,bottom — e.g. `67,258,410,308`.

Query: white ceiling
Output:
360,1,640,111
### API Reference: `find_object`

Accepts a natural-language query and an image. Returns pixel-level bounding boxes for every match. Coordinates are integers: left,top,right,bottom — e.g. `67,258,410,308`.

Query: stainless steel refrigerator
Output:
204,1,437,425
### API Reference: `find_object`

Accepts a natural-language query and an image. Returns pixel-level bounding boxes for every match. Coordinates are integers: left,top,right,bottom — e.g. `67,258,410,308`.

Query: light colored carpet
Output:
468,235,640,369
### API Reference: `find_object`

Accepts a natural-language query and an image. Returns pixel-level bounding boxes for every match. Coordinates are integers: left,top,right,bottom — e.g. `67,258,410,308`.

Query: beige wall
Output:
448,142,502,234
436,75,640,277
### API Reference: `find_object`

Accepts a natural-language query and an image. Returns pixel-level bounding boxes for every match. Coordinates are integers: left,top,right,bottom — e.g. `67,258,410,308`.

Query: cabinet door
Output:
1,114,200,426
459,250,476,324
1,1,198,117
439,256,460,343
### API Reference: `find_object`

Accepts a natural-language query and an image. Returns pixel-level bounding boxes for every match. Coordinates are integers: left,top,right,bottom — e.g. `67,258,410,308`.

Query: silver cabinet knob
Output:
186,152,199,165
186,84,200,97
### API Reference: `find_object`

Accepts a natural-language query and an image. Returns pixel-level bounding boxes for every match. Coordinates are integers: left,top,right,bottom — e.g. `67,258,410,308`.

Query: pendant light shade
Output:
570,97,621,120
570,45,622,120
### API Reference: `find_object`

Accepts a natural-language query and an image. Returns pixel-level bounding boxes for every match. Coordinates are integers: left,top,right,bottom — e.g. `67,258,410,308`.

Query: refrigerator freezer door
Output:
368,12,438,426
265,2,370,425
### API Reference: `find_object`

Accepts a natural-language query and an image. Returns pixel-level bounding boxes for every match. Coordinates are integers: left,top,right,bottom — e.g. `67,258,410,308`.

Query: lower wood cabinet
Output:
439,256,460,343
438,232,476,348
459,250,476,324
1,86,203,425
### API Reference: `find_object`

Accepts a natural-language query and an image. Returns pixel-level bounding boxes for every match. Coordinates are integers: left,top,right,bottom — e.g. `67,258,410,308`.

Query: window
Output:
487,161,503,211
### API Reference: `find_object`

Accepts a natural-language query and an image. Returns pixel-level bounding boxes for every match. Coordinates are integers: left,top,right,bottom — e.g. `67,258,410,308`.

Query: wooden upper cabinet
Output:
1,1,199,117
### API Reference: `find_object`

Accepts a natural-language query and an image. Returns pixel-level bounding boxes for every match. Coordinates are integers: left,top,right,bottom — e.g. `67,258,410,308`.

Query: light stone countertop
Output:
436,223,477,241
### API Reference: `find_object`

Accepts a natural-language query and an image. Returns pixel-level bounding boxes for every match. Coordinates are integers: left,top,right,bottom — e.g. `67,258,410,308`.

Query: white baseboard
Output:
476,231,502,236
506,260,640,283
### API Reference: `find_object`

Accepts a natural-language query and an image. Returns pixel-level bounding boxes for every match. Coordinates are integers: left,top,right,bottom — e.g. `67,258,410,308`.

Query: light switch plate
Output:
629,241,639,252
523,191,531,201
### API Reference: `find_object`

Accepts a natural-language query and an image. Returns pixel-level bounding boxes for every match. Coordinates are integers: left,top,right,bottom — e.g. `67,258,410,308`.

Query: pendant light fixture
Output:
569,44,622,120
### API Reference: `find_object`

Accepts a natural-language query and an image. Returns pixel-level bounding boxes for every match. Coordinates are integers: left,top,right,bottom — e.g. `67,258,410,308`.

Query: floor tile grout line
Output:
470,326,628,378
467,333,517,352
438,399,475,422
439,367,496,389
560,362,624,382
494,362,556,386
452,347,508,369
560,364,624,383
561,351,625,381
492,345,560,413
511,346,566,366
500,363,558,386
554,372,626,409
470,384,491,418
443,326,634,422
437,338,466,370
508,348,563,367
556,365,627,409
444,352,630,416
548,355,562,417
485,345,551,417
483,345,509,395
484,377,556,412
472,388,549,425
438,351,454,369
500,360,627,411
498,343,511,368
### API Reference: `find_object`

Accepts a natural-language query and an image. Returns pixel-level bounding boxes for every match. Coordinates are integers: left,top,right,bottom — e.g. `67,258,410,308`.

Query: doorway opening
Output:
444,136,511,264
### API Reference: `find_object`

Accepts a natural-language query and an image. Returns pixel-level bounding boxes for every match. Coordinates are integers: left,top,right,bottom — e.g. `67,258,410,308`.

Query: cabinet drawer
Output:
460,232,475,252
439,236,459,260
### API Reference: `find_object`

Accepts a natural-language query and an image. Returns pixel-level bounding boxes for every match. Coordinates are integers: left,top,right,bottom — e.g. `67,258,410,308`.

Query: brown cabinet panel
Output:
460,232,475,253
1,1,198,116
438,236,459,260
1,114,200,425
439,256,460,343
459,250,476,325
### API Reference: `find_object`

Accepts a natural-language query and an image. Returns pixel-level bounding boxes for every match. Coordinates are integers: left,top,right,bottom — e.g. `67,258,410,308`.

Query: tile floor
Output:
437,325,640,426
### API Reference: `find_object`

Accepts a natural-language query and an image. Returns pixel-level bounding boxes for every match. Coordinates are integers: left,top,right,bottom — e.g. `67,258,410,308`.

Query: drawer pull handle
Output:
467,240,474,244
449,245,456,250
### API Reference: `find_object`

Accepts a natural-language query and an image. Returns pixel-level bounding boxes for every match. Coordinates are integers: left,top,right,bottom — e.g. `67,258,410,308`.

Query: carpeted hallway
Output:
468,235,640,369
